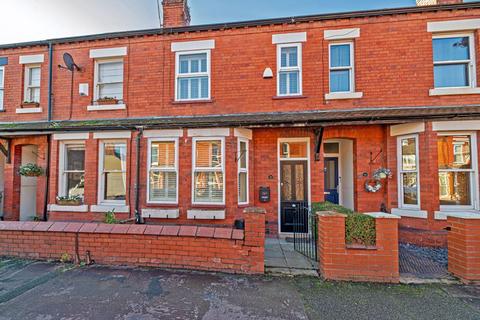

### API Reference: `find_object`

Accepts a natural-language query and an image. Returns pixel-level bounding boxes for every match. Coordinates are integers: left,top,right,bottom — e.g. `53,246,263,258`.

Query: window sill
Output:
16,107,42,114
272,95,307,100
91,204,129,213
434,210,480,220
325,92,363,100
171,99,214,104
48,204,89,212
87,104,126,111
141,208,179,219
429,87,480,96
391,208,428,219
187,209,226,220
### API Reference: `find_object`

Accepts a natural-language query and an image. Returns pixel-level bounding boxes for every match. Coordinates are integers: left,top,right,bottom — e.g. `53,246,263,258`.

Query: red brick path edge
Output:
317,212,401,283
0,208,266,275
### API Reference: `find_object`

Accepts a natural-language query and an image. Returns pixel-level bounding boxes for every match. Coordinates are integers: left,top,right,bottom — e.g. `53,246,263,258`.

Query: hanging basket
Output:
18,163,44,177
365,179,382,193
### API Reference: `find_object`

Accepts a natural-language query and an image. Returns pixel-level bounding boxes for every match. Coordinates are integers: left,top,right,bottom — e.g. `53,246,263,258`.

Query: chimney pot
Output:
162,0,191,28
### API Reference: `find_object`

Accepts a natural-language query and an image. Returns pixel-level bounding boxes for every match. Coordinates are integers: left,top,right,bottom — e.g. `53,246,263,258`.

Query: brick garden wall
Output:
448,215,480,283
317,212,400,283
0,209,265,274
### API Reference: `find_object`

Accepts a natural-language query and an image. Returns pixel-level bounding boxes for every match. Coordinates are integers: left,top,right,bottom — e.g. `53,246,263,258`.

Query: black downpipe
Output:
42,134,51,221
135,127,144,224
47,42,54,122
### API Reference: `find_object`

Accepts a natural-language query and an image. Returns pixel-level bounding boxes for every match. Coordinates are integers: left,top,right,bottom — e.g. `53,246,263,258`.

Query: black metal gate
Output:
293,202,318,261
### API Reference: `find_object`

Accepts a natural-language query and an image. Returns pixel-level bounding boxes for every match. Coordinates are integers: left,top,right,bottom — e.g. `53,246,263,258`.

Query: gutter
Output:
47,42,53,122
134,127,144,224
42,135,51,221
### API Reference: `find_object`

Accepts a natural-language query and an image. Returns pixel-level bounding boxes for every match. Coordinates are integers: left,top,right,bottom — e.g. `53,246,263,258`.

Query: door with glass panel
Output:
324,157,339,205
398,136,419,208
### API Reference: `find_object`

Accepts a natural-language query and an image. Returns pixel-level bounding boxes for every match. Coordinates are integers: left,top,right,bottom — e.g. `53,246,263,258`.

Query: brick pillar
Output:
243,207,266,273
317,212,347,279
448,215,480,283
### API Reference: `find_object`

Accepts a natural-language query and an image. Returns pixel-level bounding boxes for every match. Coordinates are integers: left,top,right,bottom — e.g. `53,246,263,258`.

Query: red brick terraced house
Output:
0,0,479,247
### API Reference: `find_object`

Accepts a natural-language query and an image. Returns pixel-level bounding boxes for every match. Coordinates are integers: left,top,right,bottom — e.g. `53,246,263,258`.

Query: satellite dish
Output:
63,53,79,72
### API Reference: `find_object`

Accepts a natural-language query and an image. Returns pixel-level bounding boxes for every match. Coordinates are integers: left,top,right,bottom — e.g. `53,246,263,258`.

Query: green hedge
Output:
312,202,376,246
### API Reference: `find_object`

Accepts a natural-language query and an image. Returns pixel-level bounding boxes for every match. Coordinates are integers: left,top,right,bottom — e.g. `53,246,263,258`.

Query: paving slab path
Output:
0,258,479,320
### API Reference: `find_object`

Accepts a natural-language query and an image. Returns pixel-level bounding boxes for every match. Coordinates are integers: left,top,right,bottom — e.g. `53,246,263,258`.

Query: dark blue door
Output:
324,157,339,204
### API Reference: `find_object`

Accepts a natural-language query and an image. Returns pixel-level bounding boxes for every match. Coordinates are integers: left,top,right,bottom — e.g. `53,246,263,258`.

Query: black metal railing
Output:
293,202,318,261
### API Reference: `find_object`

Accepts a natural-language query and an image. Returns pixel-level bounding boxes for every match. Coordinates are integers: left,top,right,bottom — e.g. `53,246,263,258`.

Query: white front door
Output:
19,145,38,221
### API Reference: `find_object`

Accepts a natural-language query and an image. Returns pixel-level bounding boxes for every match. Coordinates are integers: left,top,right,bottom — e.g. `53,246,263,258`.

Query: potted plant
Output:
18,163,44,177
96,96,119,105
56,195,83,206
22,101,40,108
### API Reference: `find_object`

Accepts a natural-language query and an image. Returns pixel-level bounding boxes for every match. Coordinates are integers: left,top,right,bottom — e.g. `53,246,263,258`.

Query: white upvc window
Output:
94,58,124,101
175,50,211,101
238,138,249,205
277,43,302,96
438,132,479,210
397,135,420,209
24,64,41,103
0,66,4,110
433,33,476,89
59,142,86,199
192,137,225,205
98,141,127,205
329,42,355,93
147,138,178,204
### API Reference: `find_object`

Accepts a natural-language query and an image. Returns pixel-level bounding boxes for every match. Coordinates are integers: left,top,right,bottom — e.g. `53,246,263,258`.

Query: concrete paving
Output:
1,258,479,319
265,238,318,276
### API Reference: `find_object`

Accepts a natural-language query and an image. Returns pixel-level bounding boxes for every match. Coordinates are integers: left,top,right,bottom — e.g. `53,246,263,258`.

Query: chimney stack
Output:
416,0,463,6
162,0,191,28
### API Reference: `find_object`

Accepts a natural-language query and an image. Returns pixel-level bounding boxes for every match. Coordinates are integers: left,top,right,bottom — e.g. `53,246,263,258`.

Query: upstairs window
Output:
193,138,224,204
329,43,354,93
433,34,476,88
99,141,127,204
277,44,302,96
0,66,4,110
94,59,124,101
59,143,85,200
148,139,178,203
176,51,210,101
24,65,41,103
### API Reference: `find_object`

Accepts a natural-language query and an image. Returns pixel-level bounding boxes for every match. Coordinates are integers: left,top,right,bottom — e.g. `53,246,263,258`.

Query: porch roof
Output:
1,105,480,134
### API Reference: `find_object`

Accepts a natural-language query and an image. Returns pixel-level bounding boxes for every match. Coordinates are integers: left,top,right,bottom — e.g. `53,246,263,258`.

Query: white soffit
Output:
53,133,89,140
234,128,253,140
89,47,127,59
144,129,184,138
19,54,44,64
272,32,307,44
390,122,425,136
427,18,480,32
432,120,480,131
187,128,229,137
171,40,215,52
93,131,132,139
324,28,360,40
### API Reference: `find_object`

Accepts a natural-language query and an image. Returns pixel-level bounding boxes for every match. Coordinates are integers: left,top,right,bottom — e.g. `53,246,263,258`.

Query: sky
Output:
0,0,474,45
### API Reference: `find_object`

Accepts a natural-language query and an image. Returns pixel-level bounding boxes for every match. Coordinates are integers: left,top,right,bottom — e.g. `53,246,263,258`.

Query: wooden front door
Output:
280,161,308,233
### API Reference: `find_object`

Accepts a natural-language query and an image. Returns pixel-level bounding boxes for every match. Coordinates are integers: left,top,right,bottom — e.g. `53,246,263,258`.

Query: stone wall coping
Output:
446,212,480,220
243,207,266,214
0,221,245,240
316,211,348,217
365,212,401,219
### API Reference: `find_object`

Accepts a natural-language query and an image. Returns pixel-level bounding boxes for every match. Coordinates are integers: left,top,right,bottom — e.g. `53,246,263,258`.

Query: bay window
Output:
277,44,302,96
438,134,477,208
176,51,210,101
193,138,224,204
24,65,41,103
99,141,127,204
94,59,124,101
238,139,249,205
148,139,178,203
433,34,476,88
59,143,85,199
397,135,420,208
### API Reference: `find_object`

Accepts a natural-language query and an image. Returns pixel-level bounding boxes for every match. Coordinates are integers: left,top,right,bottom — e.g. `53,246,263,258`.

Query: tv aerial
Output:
58,53,82,119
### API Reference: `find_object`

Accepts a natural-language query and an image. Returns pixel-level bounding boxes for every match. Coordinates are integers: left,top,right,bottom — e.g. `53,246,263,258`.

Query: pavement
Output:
265,238,318,276
0,258,480,320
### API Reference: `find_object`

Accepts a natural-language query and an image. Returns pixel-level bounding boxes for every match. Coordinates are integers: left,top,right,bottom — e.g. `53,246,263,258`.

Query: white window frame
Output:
397,135,421,210
277,43,302,96
329,41,355,93
24,64,41,103
438,132,479,211
0,66,4,110
432,33,477,89
175,50,211,101
238,138,249,205
192,137,225,205
93,58,124,101
147,138,179,204
98,140,127,205
58,141,86,199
